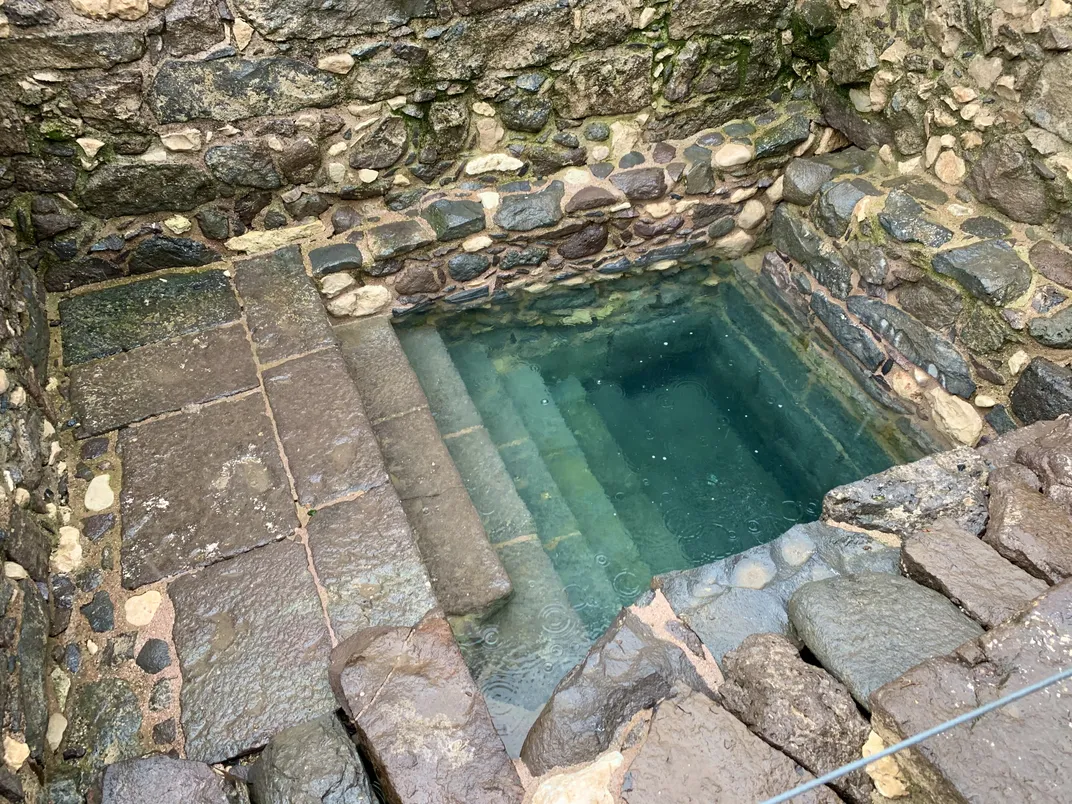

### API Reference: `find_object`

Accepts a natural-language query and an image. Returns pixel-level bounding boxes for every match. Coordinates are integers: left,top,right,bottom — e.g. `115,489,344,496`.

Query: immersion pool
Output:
398,260,930,754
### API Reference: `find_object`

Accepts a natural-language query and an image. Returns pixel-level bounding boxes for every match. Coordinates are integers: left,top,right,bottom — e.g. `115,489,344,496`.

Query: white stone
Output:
478,191,500,211
357,168,379,183
766,175,784,203
713,229,755,258
863,731,909,798
50,527,83,574
463,234,492,252
897,157,922,175
730,556,778,589
925,385,983,446
974,395,997,408
850,87,872,112
320,273,356,298
3,563,27,580
968,56,1003,89
1009,350,1031,375
0,371,7,395
591,145,610,161
85,474,114,512
776,530,816,567
924,136,943,168
3,736,29,772
161,129,202,151
386,96,407,110
317,53,355,74
471,101,495,117
124,590,162,627
610,120,639,158
163,215,192,235
531,751,624,804
8,387,25,408
226,220,326,253
951,85,978,103
562,167,591,186
736,199,766,230
327,162,346,183
713,142,754,168
638,6,657,27
934,150,965,185
646,200,672,219
1052,0,1071,17
267,136,284,152
327,141,347,157
140,144,169,163
476,118,503,151
464,154,524,175
231,17,254,49
728,187,757,203
326,285,393,318
46,714,67,752
76,137,105,160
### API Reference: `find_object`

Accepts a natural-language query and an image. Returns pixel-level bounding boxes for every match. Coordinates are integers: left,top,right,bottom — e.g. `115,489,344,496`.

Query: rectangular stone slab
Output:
170,540,336,763
870,579,1072,803
118,393,297,588
232,245,336,365
263,348,387,508
305,485,437,641
70,323,259,437
329,615,525,804
902,521,1047,628
336,318,428,425
60,269,240,365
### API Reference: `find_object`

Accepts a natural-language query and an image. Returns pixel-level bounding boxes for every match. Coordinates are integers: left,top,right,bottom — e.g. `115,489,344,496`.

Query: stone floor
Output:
51,245,516,795
45,241,1072,803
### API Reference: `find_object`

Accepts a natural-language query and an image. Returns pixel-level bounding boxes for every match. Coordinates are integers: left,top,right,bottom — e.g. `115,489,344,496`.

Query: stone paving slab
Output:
118,393,297,588
401,488,512,617
233,245,336,365
336,318,428,425
305,485,437,641
373,407,463,500
870,579,1072,803
170,539,336,763
397,326,484,435
329,615,525,804
70,323,259,437
903,520,1047,628
263,348,387,508
60,269,240,365
622,691,839,804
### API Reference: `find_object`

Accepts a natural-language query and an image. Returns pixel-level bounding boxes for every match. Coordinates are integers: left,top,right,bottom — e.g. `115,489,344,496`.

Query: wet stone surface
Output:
59,269,241,365
233,245,336,364
870,579,1072,803
330,615,525,804
788,572,983,708
100,757,232,804
70,323,259,437
305,485,437,641
118,393,297,588
622,691,839,803
170,539,336,763
263,348,387,508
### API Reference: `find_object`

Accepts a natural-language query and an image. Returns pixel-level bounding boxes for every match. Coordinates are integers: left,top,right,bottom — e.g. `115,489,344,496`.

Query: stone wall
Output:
0,235,65,800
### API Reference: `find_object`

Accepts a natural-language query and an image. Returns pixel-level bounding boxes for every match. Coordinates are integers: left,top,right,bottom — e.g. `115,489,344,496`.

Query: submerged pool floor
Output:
400,265,927,754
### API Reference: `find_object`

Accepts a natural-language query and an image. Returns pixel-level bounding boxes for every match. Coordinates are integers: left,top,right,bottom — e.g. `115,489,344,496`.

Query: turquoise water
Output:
398,263,929,754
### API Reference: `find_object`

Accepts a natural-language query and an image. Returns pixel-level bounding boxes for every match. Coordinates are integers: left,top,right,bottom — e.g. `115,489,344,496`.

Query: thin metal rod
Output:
761,665,1072,804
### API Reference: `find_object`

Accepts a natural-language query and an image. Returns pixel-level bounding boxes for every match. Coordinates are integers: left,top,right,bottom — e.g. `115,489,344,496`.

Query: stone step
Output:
447,340,622,636
550,376,691,575
497,359,653,600
335,317,511,618
396,326,591,753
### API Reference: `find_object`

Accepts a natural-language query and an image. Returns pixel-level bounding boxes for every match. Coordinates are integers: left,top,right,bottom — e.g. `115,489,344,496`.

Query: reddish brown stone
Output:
118,393,297,588
71,324,258,437
263,348,387,508
330,615,524,804
1030,240,1072,290
984,466,1072,583
564,186,618,213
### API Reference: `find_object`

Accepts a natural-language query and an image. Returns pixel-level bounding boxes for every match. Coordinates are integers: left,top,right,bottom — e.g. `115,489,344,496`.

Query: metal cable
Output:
761,665,1072,804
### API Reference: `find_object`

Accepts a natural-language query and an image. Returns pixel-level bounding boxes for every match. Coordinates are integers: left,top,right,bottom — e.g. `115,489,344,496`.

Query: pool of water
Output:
398,260,931,755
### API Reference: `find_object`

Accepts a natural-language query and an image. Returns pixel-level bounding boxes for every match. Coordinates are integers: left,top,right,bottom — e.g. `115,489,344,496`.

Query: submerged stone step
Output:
336,318,511,618
551,376,690,575
448,341,620,633
498,360,652,600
